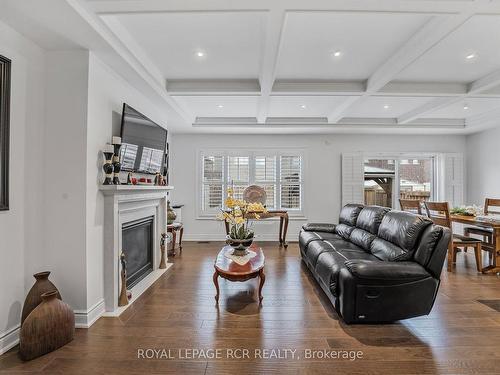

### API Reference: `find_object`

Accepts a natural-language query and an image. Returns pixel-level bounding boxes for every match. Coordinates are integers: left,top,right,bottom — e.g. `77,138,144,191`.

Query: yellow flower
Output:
225,197,235,208
235,217,245,225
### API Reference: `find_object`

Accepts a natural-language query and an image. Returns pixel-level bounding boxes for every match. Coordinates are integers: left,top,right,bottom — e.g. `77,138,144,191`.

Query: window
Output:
199,150,303,216
363,156,435,208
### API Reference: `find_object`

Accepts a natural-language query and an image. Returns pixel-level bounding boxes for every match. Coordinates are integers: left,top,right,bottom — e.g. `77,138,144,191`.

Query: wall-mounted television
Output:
119,103,167,175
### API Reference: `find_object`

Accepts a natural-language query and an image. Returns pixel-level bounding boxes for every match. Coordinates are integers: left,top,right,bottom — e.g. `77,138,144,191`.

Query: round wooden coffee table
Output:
213,245,265,304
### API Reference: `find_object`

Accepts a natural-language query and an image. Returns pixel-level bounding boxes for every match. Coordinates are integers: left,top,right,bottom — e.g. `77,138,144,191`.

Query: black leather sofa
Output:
299,204,451,324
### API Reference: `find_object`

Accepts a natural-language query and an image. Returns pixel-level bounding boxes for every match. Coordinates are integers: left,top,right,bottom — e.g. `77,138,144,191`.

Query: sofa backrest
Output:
371,211,432,261
334,203,450,277
349,206,390,251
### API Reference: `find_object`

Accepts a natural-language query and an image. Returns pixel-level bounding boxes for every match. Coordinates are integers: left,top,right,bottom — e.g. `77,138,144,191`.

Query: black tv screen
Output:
119,104,167,175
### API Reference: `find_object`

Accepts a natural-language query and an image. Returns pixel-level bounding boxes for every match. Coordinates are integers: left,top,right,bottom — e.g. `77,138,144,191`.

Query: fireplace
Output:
122,216,154,288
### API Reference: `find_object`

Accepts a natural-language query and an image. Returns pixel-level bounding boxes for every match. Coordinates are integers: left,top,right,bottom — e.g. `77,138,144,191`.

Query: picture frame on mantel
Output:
0,55,11,211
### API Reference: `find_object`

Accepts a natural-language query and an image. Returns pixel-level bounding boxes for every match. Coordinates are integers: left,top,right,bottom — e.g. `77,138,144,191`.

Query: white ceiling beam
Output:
89,0,498,15
466,106,500,131
397,97,462,124
256,9,287,123
468,68,500,95
167,79,261,96
366,15,472,93
192,117,465,129
326,13,473,123
378,81,467,97
65,0,195,125
327,96,362,123
272,80,364,95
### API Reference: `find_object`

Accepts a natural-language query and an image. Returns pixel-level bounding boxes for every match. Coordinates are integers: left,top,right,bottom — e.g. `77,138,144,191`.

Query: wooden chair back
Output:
423,201,452,229
485,198,500,215
399,199,422,215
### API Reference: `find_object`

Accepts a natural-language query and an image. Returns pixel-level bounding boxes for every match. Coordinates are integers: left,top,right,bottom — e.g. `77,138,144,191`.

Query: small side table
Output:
167,222,183,256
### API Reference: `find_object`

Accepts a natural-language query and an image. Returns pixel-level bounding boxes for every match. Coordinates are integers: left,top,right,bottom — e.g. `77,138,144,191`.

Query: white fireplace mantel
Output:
100,185,174,314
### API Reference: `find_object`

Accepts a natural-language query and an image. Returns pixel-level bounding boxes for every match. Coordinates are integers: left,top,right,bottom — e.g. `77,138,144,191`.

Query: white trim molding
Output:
74,299,106,329
0,325,20,355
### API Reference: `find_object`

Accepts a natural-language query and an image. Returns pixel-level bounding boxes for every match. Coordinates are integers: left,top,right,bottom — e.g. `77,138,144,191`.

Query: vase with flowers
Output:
217,187,267,256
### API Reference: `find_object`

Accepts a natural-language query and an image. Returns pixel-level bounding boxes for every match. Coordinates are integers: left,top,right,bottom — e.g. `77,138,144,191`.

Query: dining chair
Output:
399,199,423,215
423,201,483,272
464,199,500,260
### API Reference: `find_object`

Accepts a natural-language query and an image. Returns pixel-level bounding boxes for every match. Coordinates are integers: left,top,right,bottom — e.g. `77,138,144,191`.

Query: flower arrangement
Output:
217,187,267,255
450,205,483,216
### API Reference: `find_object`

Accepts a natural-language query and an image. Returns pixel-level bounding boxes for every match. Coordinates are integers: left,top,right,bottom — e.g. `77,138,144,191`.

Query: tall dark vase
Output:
112,137,122,185
21,271,62,325
102,148,114,185
19,291,75,361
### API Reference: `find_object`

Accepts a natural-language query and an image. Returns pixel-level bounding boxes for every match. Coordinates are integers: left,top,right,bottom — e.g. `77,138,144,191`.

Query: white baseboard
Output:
0,324,20,355
74,298,106,328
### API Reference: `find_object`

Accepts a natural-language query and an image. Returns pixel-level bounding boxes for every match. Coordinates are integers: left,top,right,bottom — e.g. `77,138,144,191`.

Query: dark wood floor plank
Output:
1,241,500,374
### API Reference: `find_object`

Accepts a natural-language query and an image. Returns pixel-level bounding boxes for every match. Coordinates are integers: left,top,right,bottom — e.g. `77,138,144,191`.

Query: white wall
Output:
85,53,169,316
466,125,500,205
170,133,467,242
0,21,46,353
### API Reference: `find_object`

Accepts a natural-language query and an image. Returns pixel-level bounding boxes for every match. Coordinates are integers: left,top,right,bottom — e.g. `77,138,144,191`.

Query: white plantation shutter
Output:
342,153,364,206
443,153,464,207
199,151,304,215
202,155,224,211
280,155,302,210
227,156,250,200
255,156,277,209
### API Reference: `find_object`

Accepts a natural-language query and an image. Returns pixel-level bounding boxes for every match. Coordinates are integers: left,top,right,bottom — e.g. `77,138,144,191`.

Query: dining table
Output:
450,214,500,274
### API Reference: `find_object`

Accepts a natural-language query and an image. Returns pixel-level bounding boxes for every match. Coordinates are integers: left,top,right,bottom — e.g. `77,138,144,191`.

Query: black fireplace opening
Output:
122,216,154,289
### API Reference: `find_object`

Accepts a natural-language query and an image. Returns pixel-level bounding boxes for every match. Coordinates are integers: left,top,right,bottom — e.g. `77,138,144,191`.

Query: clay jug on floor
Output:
21,271,62,325
19,291,75,361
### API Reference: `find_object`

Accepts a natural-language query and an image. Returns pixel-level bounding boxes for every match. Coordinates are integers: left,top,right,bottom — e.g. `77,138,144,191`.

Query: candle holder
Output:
102,144,114,185
112,136,122,185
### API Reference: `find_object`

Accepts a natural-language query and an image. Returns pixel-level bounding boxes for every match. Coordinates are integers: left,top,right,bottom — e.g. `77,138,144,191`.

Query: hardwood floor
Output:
1,241,500,374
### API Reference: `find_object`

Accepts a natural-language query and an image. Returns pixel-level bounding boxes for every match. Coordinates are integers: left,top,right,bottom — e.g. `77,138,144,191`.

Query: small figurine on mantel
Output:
154,173,166,186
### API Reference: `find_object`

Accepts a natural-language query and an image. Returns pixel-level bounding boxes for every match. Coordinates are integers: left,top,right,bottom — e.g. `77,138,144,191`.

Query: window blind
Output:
202,155,224,210
280,155,302,210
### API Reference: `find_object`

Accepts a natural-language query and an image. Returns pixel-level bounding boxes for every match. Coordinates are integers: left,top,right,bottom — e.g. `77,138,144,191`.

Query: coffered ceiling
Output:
5,0,500,133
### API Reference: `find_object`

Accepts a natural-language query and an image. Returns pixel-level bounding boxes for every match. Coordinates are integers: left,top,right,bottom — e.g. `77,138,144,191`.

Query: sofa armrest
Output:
344,260,431,283
301,223,336,233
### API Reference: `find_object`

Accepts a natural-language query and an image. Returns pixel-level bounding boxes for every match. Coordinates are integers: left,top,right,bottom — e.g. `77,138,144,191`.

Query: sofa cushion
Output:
305,240,336,268
349,228,376,251
378,211,432,251
370,238,411,261
299,230,343,254
315,245,378,296
339,204,364,226
413,225,443,267
355,206,390,234
335,223,354,240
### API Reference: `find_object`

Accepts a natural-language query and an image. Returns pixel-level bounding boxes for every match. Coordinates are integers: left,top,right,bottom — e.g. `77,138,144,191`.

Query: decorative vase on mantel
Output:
21,271,62,325
167,201,177,225
19,291,75,361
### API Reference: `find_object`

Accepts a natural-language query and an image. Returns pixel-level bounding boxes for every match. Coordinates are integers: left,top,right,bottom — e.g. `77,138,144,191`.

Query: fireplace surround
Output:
100,185,173,314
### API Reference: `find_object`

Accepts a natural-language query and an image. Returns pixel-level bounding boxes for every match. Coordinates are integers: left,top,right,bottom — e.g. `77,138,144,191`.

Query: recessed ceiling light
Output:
332,50,342,58
383,105,390,109
217,104,224,108
463,104,469,110
300,104,307,109
465,53,476,60
196,51,205,58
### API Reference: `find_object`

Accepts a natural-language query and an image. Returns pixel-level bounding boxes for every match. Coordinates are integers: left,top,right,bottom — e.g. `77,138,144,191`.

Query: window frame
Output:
197,148,305,219
362,152,438,208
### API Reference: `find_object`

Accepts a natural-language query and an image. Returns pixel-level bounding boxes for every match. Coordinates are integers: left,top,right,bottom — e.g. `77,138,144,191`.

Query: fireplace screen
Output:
122,216,154,288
